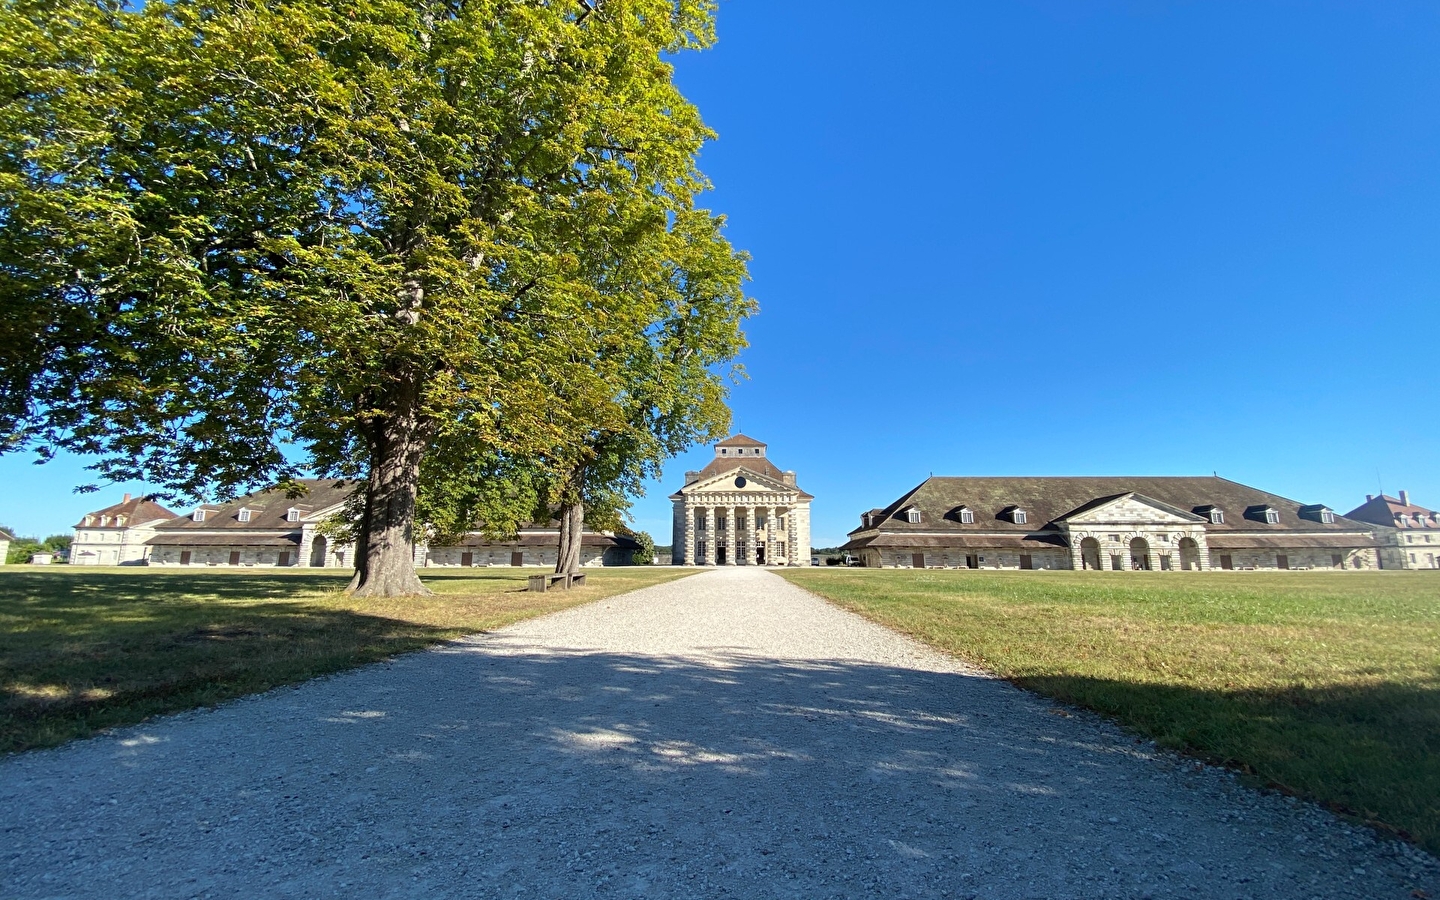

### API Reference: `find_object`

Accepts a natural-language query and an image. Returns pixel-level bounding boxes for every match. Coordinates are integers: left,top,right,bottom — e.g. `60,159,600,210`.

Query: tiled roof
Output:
1343,494,1438,529
153,479,356,532
715,434,767,448
75,496,178,528
853,476,1373,537
0,527,14,541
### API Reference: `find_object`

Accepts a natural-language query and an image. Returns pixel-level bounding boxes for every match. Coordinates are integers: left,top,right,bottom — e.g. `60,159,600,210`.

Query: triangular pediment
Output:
676,465,794,496
1058,492,1206,526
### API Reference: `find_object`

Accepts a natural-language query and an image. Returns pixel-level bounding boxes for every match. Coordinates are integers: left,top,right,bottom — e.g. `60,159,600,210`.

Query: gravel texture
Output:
2,566,1437,899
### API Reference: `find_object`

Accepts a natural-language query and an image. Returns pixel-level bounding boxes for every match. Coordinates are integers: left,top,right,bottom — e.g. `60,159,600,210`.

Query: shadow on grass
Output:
1008,670,1440,852
0,569,457,754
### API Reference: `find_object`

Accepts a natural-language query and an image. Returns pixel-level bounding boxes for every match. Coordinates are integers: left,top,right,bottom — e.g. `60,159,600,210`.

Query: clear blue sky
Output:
2,1,1437,547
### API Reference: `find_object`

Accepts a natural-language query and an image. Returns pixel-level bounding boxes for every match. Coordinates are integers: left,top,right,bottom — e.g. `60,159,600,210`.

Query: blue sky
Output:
3,1,1437,546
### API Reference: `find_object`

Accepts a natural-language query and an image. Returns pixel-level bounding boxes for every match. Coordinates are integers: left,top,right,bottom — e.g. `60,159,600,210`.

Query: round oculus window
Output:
734,476,747,488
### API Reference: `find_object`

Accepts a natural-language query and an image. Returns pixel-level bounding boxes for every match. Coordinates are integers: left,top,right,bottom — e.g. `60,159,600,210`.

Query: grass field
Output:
0,565,689,754
779,567,1440,854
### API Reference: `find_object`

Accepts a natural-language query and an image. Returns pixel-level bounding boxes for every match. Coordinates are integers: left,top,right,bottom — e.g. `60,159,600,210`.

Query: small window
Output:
720,448,728,456
1209,509,1224,525
1320,510,1335,524
286,508,300,523
193,509,207,523
99,516,109,527
905,509,921,524
959,508,974,524
1415,514,1425,527
115,516,126,526
84,516,95,526
1012,509,1027,525
1265,510,1280,525
237,508,252,523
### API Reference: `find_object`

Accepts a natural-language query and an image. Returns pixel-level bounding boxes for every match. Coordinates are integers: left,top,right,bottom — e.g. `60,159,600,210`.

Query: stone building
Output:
419,526,639,568
147,480,355,568
0,527,12,565
843,476,1377,571
1343,491,1440,569
71,494,178,566
670,435,812,566
142,478,637,568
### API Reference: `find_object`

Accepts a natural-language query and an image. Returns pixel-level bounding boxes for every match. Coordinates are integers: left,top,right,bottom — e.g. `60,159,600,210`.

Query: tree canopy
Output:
0,0,753,594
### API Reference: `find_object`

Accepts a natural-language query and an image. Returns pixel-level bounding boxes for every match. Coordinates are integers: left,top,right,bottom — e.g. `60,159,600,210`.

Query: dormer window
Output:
1002,506,1027,525
1195,505,1224,525
905,508,921,524
99,516,109,527
956,506,974,524
286,508,300,523
1245,505,1280,525
237,508,252,523
1300,504,1335,525
1321,510,1335,524
115,516,126,527
193,509,207,522
83,516,94,526
1415,514,1426,527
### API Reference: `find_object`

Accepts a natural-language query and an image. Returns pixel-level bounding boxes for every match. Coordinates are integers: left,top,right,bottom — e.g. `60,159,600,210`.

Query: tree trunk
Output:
350,380,433,598
555,500,584,575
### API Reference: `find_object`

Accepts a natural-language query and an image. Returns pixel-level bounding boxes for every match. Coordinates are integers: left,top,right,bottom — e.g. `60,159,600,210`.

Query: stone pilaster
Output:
704,506,716,566
786,506,799,566
683,502,696,566
724,506,736,566
765,506,776,566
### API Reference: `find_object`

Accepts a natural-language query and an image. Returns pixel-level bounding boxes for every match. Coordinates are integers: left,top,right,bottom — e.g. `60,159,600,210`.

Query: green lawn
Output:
780,567,1440,853
0,565,689,754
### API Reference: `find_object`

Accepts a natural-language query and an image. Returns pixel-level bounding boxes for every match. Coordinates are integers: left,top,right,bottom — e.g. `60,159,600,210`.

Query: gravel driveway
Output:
2,567,1436,899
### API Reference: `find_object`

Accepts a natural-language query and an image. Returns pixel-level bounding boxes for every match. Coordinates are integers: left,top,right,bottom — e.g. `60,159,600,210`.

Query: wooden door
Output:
179,550,192,565
461,551,474,567
1219,554,1233,570
966,554,978,569
1019,554,1033,570
228,550,241,566
1276,554,1289,570
1331,553,1343,568
511,551,524,567
912,553,925,569
278,551,290,567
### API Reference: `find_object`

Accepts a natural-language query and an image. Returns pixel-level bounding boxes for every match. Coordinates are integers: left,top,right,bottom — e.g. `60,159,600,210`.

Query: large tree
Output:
0,0,752,595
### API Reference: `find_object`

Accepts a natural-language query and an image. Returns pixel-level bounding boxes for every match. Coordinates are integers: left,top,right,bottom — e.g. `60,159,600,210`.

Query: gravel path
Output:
3,567,1437,899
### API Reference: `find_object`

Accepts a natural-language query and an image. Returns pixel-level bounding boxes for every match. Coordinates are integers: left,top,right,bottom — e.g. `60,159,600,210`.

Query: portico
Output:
671,435,813,567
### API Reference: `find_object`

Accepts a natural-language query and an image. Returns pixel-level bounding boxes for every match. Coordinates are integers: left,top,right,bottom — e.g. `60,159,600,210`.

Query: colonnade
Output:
682,504,799,566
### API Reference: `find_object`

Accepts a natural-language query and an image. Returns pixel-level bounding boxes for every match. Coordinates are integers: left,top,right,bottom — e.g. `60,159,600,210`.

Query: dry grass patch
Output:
0,566,689,753
780,567,1440,853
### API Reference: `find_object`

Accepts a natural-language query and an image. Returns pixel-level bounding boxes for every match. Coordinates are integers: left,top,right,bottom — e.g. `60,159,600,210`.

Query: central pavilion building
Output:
670,435,813,566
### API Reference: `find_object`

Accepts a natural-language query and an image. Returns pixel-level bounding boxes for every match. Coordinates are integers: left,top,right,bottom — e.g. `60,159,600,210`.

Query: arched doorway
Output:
1129,537,1151,571
310,536,328,568
1080,537,1102,571
1179,537,1200,571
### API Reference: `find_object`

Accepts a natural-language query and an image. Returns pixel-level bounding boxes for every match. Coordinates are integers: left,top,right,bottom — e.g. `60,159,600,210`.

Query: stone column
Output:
724,506,736,566
786,506,799,566
704,506,716,566
738,506,751,565
683,502,697,566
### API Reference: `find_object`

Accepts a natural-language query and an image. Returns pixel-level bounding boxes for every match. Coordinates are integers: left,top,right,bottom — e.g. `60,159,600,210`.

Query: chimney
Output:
1365,494,1373,502
1399,490,1410,507
782,471,796,486
123,493,131,503
684,470,701,485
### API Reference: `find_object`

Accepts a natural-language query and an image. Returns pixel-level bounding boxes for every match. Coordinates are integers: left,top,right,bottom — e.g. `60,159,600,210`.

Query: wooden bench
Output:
528,573,570,592
527,572,588,592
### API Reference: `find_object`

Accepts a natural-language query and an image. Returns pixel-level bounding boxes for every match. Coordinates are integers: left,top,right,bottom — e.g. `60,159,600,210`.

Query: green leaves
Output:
1,0,750,583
